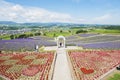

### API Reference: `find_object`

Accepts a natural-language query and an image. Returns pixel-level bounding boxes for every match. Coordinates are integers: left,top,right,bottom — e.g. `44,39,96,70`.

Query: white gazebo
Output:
56,36,66,48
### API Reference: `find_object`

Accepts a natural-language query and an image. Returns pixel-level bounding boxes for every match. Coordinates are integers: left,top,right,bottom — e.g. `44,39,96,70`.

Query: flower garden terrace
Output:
67,50,120,80
0,49,120,80
0,51,56,80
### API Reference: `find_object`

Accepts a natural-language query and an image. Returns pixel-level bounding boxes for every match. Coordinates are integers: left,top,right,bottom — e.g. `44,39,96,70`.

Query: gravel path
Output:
53,48,72,80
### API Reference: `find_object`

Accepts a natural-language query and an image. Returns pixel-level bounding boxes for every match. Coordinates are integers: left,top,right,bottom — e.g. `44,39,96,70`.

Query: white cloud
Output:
93,14,111,21
0,0,85,23
85,14,113,24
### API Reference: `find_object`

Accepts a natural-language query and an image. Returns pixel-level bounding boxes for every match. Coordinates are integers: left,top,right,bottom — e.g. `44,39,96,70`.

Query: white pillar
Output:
64,40,65,48
57,40,59,48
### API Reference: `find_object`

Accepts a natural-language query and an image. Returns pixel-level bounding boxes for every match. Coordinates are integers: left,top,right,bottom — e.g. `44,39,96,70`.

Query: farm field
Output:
0,36,56,51
66,34,120,49
0,33,120,51
67,50,120,80
0,51,56,80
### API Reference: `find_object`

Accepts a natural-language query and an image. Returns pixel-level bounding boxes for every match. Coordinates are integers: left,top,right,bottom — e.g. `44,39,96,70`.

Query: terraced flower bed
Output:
0,51,56,80
67,50,120,80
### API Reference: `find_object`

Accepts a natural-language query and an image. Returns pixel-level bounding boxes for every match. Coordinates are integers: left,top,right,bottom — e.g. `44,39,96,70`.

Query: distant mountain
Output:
0,21,119,27
0,21,17,25
0,21,76,27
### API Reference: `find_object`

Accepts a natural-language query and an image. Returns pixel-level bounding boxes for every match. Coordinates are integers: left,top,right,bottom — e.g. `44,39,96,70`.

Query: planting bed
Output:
67,50,120,80
0,51,56,80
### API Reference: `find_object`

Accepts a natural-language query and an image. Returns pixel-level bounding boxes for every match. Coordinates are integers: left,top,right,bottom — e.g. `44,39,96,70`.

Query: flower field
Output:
0,38,56,51
77,41,120,50
77,33,99,37
66,34,120,49
0,34,120,51
67,50,120,80
0,51,56,80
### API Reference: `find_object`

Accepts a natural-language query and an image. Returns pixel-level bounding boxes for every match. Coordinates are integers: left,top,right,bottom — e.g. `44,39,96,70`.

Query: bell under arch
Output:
57,36,66,48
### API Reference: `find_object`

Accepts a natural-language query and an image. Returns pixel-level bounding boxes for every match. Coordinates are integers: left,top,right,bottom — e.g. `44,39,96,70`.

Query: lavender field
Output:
77,41,120,49
0,34,120,51
77,33,100,37
66,34,120,49
0,36,56,51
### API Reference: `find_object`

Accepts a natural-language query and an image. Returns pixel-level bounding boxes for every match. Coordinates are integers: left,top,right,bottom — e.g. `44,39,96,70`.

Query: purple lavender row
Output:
77,33,99,37
0,38,56,51
77,41,120,49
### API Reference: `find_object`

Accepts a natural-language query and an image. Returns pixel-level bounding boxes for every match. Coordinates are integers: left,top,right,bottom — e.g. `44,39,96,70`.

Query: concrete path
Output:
53,48,72,80
44,46,79,51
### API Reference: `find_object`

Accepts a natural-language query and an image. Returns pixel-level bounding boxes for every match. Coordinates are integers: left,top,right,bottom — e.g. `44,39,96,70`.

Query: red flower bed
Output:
29,64,43,72
0,60,5,63
10,54,26,60
16,59,33,65
80,68,94,74
68,50,120,80
0,65,12,74
22,66,39,76
0,52,56,80
4,72,21,80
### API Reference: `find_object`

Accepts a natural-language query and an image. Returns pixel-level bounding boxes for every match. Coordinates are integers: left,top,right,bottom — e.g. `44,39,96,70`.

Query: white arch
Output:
57,36,66,48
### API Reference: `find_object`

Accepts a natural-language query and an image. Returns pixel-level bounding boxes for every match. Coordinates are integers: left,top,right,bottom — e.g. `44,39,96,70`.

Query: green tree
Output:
29,33,33,37
76,30,88,34
18,34,27,38
60,30,63,33
35,32,41,36
53,33,56,37
15,35,18,39
43,33,46,36
68,30,71,33
10,35,14,39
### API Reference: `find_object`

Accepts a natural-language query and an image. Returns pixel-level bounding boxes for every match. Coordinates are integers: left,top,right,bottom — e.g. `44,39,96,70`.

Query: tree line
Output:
10,32,41,39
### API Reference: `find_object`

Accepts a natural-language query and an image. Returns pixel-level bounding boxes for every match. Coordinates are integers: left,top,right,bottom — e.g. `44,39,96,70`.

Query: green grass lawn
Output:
0,31,38,40
89,29,120,34
0,35,11,40
108,73,120,80
45,31,72,38
1,28,120,40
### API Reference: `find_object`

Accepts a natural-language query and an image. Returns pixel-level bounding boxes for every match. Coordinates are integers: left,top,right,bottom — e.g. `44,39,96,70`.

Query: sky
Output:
0,0,120,24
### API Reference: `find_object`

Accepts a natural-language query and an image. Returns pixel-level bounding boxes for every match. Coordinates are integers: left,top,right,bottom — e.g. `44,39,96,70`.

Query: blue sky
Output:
0,0,120,24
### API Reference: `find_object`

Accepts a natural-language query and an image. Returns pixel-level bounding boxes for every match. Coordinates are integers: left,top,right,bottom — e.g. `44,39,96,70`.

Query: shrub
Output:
76,29,88,34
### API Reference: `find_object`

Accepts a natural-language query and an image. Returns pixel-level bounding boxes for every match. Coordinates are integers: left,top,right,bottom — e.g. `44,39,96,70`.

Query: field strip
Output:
78,40,120,45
